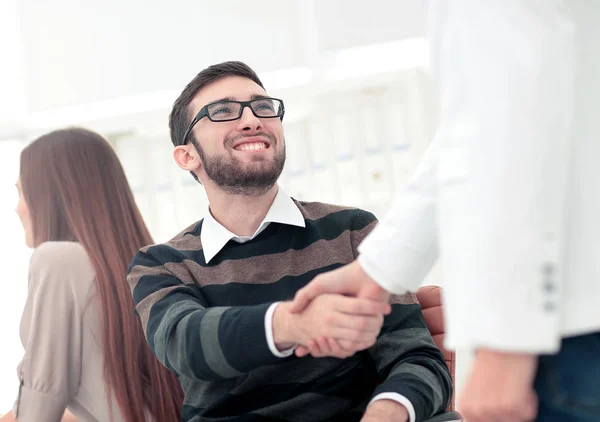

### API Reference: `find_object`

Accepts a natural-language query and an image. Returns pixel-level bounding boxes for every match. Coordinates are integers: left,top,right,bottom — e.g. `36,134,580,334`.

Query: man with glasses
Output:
127,61,452,422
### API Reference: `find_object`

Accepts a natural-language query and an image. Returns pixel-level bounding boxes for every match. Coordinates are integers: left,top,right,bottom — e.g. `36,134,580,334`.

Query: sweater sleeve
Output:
368,296,453,421
13,242,92,422
128,246,289,382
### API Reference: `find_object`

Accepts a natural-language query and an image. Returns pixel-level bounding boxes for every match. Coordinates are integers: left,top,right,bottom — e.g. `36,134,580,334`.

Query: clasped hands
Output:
274,261,408,421
274,261,391,359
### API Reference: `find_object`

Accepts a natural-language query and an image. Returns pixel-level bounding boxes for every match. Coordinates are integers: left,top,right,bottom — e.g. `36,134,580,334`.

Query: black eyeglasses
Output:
179,97,285,145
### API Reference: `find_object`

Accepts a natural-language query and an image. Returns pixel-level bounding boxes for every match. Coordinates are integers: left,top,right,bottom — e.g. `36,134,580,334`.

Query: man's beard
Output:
193,134,286,196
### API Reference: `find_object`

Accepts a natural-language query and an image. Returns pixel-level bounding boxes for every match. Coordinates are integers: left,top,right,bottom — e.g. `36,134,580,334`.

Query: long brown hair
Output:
20,128,183,421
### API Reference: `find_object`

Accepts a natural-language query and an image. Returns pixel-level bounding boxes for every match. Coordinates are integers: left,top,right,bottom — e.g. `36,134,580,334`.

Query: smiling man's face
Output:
187,75,286,196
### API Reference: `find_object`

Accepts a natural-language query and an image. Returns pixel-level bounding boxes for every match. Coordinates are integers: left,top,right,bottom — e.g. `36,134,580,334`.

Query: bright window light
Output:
326,37,429,81
26,67,313,128
259,67,313,91
0,0,27,121
0,139,30,412
26,89,181,129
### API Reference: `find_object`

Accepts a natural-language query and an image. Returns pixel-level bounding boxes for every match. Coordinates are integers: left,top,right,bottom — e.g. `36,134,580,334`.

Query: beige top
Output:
12,242,129,422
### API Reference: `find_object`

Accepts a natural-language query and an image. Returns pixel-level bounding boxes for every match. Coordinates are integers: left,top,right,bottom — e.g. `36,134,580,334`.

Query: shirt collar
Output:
201,187,305,263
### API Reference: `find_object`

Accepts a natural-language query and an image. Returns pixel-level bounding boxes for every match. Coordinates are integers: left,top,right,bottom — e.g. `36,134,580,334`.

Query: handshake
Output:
273,260,391,359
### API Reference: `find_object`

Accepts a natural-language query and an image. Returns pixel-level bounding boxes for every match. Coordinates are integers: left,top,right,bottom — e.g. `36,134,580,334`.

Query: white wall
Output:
17,0,309,112
0,141,31,412
14,0,427,115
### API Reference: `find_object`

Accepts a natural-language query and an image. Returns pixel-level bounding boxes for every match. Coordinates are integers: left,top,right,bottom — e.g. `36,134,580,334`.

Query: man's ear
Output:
173,145,202,173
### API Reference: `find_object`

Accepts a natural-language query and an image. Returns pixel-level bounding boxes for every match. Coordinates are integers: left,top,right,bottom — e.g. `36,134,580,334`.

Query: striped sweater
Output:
128,201,452,421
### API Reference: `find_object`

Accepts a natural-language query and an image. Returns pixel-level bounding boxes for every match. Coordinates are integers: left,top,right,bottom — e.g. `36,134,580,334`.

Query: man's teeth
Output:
236,142,267,151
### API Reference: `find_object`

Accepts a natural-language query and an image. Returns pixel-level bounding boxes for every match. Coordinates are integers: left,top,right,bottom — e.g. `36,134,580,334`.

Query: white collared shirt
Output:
201,187,306,265
200,187,416,421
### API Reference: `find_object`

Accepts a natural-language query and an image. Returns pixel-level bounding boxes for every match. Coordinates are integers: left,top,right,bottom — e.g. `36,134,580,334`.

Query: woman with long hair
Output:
1,128,183,422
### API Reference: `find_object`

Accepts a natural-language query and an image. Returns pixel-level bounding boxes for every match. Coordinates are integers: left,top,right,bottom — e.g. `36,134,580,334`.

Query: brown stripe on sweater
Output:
137,222,200,254
138,244,153,254
390,292,419,305
296,201,360,221
165,232,203,252
176,234,356,287
127,264,147,289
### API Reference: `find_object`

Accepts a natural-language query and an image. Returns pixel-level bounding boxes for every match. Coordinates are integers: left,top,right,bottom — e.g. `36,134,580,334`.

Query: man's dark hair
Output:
169,61,265,148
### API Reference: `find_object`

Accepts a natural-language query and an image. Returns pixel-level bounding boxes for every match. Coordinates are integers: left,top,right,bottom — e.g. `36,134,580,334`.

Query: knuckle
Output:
347,300,361,311
351,331,363,342
366,303,379,314
340,340,354,350
353,302,364,312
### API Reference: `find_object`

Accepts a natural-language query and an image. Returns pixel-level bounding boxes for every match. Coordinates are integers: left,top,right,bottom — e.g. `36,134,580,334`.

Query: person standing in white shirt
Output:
290,1,600,421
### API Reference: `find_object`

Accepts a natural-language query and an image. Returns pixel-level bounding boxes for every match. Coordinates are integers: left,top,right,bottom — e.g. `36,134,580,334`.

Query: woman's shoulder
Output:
31,241,91,267
29,242,96,290
33,240,87,256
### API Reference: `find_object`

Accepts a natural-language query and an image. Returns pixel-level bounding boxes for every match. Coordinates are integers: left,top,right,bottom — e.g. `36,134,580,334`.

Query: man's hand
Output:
289,261,391,313
289,261,391,358
459,349,539,422
273,295,391,358
361,400,409,422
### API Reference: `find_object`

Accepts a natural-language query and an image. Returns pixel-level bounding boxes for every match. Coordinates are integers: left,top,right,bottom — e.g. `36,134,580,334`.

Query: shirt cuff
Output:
358,253,408,295
265,302,296,357
369,393,416,422
13,383,68,422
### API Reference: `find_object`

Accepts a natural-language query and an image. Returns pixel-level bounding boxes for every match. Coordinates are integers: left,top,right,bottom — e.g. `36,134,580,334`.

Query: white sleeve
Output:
361,1,574,352
265,302,296,357
358,135,441,294
369,393,416,422
428,1,574,352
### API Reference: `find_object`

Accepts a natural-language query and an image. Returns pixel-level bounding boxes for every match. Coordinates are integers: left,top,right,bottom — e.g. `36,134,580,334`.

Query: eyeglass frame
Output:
179,97,285,146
